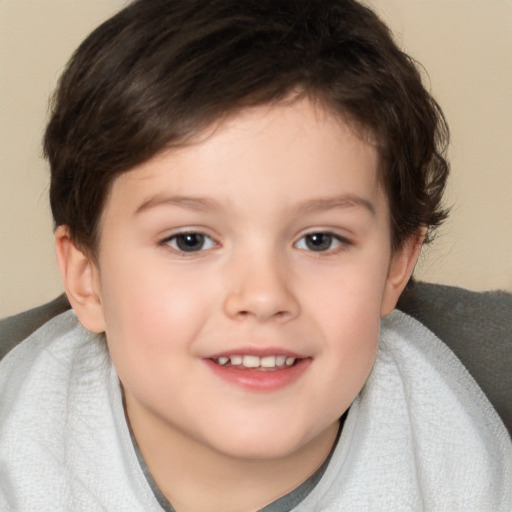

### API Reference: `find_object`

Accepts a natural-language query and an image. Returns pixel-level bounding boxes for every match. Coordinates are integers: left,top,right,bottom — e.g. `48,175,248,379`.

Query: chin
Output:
202,419,333,462
214,439,306,461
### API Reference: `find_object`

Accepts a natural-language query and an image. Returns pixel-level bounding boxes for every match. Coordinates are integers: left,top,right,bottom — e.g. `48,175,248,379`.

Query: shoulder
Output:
0,310,109,400
0,312,109,507
297,311,512,511
397,281,512,433
0,311,159,510
377,310,510,452
0,294,71,361
0,311,112,451
372,311,512,507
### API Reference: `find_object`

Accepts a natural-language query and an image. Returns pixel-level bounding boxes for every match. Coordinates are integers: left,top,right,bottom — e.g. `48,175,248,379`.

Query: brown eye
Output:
305,233,334,251
295,232,346,252
165,233,216,252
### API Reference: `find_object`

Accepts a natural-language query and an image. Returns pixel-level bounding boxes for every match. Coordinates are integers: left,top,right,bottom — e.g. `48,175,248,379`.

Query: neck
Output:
126,399,340,512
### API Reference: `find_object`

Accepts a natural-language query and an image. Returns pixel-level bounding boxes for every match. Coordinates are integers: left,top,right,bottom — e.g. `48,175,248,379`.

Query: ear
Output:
55,226,106,333
380,229,425,317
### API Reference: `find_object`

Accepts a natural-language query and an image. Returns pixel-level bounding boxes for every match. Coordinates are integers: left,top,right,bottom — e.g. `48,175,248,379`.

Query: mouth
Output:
211,354,299,371
205,351,310,391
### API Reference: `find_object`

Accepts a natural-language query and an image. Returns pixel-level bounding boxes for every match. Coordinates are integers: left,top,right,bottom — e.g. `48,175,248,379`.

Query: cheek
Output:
100,249,210,327
300,256,387,402
316,313,380,424
99,268,209,408
97,254,216,377
303,254,388,329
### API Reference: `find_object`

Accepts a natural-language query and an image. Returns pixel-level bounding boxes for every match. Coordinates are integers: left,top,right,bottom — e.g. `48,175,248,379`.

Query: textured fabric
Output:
0,310,511,511
0,312,162,512
0,294,70,360
294,311,512,511
398,282,512,435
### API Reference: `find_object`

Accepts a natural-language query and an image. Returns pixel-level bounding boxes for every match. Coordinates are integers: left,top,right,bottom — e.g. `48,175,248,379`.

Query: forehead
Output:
102,99,385,222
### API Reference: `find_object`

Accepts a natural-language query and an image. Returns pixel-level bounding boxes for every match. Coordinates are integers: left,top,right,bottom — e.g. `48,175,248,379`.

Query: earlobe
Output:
380,229,425,317
55,226,106,333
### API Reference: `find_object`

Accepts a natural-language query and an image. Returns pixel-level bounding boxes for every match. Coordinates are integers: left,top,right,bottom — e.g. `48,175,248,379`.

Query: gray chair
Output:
1,281,511,435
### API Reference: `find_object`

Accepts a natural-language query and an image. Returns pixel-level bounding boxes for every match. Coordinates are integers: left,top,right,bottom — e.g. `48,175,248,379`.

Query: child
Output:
0,0,510,510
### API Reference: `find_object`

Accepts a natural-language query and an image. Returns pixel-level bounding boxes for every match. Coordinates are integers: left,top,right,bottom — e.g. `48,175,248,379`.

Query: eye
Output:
163,232,216,253
295,232,347,252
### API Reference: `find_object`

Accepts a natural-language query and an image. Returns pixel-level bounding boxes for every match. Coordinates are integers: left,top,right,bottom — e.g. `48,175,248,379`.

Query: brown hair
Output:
44,0,449,253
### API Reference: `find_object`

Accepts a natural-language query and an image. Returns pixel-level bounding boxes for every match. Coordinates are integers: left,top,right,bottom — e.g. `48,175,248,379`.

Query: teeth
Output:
242,355,260,368
276,355,286,366
214,354,298,368
260,356,276,368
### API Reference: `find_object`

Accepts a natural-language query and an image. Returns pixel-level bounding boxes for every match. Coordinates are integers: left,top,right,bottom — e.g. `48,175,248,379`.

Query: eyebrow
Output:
135,193,376,217
135,195,221,214
295,195,376,216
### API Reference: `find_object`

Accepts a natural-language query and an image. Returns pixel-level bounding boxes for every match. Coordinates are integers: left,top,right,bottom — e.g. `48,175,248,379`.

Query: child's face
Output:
75,99,416,461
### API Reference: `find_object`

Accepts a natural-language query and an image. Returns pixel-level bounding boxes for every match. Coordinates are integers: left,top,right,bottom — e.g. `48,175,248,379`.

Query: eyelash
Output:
294,232,351,254
161,231,217,254
160,230,351,255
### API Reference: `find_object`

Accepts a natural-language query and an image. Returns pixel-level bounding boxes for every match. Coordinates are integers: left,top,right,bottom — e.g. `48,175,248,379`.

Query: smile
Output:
213,355,297,370
206,353,311,392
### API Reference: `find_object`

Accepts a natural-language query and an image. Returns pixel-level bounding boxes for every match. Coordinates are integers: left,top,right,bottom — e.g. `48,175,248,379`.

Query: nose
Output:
223,252,300,323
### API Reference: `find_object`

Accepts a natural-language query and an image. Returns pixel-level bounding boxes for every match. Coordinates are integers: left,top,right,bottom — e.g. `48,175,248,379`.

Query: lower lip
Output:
204,358,311,392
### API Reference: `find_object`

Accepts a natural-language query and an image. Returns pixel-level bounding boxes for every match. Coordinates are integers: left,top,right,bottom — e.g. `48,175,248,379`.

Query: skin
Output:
56,99,422,512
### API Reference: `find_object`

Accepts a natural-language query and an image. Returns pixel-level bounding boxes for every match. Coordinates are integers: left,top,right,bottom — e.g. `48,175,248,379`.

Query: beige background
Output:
1,0,511,318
